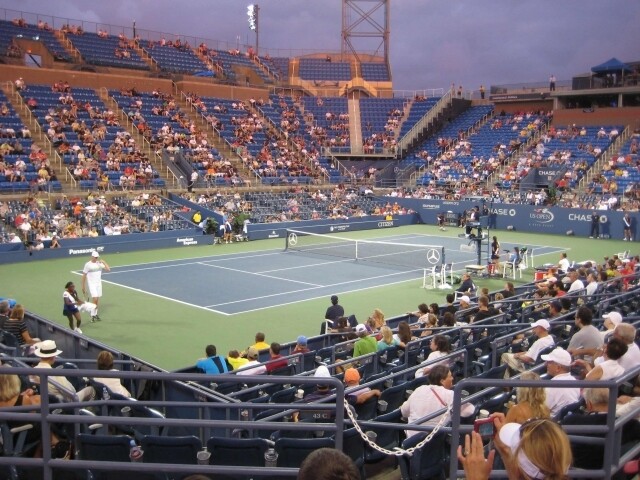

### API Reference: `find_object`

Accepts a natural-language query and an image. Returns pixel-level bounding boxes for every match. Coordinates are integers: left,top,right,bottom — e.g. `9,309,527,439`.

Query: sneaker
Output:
95,315,101,321
74,327,83,334
589,236,593,239
91,316,97,323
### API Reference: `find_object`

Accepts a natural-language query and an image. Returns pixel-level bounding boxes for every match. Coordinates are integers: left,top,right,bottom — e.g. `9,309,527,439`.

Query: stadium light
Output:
247,4,257,31
246,4,259,55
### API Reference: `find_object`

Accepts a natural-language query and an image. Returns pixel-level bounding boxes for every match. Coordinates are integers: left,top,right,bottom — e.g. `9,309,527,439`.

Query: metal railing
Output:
397,89,452,155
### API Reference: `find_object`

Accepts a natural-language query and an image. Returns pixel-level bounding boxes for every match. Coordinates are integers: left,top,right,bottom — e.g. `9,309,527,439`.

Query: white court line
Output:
208,271,425,315
108,250,285,275
196,261,322,287
70,272,231,315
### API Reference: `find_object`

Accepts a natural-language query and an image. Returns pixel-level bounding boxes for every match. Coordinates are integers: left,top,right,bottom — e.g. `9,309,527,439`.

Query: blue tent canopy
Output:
591,58,632,74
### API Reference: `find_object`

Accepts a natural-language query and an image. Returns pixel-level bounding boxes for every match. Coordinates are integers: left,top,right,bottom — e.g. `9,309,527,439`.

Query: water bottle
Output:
129,439,143,462
102,386,110,400
264,448,278,467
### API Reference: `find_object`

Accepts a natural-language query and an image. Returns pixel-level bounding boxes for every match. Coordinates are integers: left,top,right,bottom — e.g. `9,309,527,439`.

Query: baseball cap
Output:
603,311,623,326
297,335,307,345
91,251,100,258
344,368,360,384
459,295,470,304
540,347,572,366
530,319,550,331
354,324,368,335
246,347,259,359
314,365,330,378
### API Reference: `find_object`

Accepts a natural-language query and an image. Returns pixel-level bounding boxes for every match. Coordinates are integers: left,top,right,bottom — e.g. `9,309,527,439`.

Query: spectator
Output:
249,332,269,351
297,448,359,480
456,273,476,294
611,323,640,372
400,365,475,437
369,308,385,329
505,371,550,423
501,319,555,377
567,306,603,359
377,325,403,351
265,342,287,372
3,304,39,346
30,340,93,401
562,387,640,470
0,300,9,330
236,347,266,376
325,295,344,323
292,336,310,354
495,416,572,480
343,367,380,405
473,295,499,322
415,335,452,379
352,324,377,358
394,320,416,345
406,303,430,324
196,345,231,374
564,270,585,294
574,338,627,381
92,350,132,397
599,311,623,340
226,350,248,371
558,252,570,273
540,347,580,418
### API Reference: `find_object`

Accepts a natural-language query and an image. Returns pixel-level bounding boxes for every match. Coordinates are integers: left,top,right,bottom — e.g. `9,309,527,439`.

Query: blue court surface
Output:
85,233,564,315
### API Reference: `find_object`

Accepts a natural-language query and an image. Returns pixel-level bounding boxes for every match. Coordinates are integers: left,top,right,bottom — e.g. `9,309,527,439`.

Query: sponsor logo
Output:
421,204,440,210
177,237,198,246
330,224,350,232
539,170,562,176
530,208,554,224
442,201,460,206
568,214,609,224
268,230,280,238
491,208,517,217
68,246,105,256
377,221,394,228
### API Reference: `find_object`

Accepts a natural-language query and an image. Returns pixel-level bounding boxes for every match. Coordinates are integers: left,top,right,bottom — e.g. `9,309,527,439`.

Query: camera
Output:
473,417,495,440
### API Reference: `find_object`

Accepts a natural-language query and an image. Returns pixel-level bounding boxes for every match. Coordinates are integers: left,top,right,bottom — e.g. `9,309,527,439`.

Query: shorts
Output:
87,282,102,298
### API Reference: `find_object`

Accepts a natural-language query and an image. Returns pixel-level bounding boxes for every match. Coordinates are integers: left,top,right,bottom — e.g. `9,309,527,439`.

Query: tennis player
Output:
81,251,110,320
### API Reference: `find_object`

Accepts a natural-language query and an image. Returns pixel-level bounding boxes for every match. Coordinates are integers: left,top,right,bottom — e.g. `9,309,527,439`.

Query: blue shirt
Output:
196,356,229,374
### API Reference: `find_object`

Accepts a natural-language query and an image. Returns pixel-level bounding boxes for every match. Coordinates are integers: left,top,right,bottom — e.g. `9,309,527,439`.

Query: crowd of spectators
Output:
0,192,190,245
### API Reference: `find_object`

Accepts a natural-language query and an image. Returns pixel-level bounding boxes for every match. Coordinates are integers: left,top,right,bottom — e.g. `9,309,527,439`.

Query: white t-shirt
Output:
83,260,105,286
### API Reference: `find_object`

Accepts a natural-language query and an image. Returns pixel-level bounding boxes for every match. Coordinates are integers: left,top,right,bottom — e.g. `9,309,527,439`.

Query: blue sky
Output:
2,0,639,91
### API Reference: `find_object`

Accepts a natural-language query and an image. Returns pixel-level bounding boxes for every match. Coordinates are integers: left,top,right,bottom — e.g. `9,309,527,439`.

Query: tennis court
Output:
84,231,565,315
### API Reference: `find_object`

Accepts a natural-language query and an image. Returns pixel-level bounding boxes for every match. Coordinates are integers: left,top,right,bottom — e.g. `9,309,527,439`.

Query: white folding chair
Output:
440,263,454,286
503,258,522,279
422,266,439,289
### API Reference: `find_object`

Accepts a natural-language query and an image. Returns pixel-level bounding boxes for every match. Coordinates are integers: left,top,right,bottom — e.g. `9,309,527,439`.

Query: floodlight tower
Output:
341,0,390,64
247,4,259,55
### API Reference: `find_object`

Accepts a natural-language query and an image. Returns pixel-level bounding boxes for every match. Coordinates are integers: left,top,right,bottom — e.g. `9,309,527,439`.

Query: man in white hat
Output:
501,319,555,377
81,250,110,320
540,347,580,417
30,340,92,401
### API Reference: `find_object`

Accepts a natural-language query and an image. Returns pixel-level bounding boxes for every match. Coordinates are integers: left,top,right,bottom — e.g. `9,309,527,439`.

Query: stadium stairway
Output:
171,93,259,185
1,81,75,190
348,97,363,154
98,88,176,188
579,126,630,191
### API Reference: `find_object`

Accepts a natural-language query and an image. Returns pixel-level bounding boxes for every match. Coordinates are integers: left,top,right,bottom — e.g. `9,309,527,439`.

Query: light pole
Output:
247,4,259,56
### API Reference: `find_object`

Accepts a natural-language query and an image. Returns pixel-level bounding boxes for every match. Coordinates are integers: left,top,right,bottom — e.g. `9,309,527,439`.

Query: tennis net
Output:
284,229,444,270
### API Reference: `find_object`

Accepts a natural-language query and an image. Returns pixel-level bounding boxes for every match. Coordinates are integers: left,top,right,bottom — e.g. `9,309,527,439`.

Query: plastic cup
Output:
377,400,388,413
197,449,211,465
366,431,378,443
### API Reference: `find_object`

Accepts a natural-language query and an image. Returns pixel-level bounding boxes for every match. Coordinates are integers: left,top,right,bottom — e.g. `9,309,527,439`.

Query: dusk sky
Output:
2,0,639,92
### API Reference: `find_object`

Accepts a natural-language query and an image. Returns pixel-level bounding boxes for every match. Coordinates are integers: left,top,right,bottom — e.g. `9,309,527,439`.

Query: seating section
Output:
406,104,494,174
0,91,62,193
211,50,272,84
299,58,352,81
301,96,350,151
360,62,390,82
398,97,441,138
261,56,290,80
599,135,640,193
360,98,406,153
0,19,71,61
144,44,208,74
66,31,149,70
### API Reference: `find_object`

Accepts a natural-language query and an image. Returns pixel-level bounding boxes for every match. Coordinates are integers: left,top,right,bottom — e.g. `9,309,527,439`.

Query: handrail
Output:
397,89,452,155
579,126,630,190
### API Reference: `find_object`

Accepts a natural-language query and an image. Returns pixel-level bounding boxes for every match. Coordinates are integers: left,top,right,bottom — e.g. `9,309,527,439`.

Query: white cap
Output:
354,324,368,335
314,365,330,378
91,251,100,258
459,295,470,304
540,347,572,367
603,311,623,326
530,319,550,331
